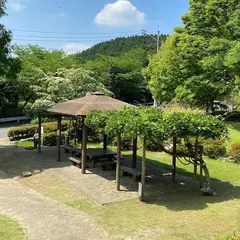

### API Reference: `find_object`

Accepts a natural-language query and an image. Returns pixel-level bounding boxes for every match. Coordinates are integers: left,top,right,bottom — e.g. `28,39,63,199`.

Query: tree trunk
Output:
199,154,217,196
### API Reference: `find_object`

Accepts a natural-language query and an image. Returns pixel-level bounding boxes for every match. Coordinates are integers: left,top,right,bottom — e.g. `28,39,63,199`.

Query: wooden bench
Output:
113,156,124,161
120,166,142,182
96,161,116,171
69,157,81,168
61,145,76,154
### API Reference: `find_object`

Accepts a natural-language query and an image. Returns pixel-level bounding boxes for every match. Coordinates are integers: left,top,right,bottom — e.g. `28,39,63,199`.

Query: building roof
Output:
47,92,132,117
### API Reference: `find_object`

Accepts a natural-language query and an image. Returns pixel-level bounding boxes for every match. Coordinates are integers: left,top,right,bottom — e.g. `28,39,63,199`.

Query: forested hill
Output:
79,34,167,62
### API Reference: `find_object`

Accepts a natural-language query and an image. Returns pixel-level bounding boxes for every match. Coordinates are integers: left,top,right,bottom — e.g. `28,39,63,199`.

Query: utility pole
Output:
142,27,160,107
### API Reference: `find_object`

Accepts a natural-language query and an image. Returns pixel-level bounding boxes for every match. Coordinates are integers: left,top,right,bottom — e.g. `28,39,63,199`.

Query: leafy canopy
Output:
146,0,240,111
86,107,228,141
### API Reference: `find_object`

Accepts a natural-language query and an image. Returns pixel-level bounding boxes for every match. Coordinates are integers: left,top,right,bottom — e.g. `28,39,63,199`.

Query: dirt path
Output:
0,172,108,240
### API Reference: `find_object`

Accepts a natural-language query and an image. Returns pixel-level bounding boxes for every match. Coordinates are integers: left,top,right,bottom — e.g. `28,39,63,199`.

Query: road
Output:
0,126,11,138
0,124,26,138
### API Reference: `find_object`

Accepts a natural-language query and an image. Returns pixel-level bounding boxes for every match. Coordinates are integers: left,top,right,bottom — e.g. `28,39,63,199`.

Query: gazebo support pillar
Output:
38,113,42,153
194,137,199,180
81,117,87,174
132,136,137,168
57,115,62,162
140,136,147,201
116,134,121,191
172,137,177,182
103,134,107,150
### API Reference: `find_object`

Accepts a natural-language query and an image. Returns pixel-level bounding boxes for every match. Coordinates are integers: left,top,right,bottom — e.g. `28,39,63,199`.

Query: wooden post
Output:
140,136,147,201
81,117,87,174
132,136,137,169
194,137,199,180
172,137,177,182
116,133,121,191
38,113,42,153
199,146,203,188
57,115,62,162
74,118,77,146
103,134,107,150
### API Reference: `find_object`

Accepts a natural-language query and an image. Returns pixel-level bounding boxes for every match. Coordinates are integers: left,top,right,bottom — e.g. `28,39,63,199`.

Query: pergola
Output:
38,92,137,176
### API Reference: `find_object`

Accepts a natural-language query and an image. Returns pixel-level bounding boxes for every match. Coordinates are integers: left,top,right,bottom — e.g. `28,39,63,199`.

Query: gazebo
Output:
38,92,137,176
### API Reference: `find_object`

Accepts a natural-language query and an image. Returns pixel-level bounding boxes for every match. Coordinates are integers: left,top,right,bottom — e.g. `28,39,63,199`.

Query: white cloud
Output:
62,43,92,54
8,0,26,12
95,0,146,28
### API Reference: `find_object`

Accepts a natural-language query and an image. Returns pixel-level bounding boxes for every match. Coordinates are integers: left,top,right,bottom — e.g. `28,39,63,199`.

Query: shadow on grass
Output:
143,156,240,211
1,144,239,212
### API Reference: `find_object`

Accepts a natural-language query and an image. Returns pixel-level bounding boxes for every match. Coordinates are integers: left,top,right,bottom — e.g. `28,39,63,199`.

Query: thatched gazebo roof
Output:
46,92,132,116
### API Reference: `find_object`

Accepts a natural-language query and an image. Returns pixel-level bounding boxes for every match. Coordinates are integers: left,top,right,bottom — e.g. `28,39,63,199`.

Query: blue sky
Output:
2,0,189,53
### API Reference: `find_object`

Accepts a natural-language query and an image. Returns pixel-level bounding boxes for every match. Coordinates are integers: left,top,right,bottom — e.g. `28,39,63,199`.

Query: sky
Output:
2,0,189,54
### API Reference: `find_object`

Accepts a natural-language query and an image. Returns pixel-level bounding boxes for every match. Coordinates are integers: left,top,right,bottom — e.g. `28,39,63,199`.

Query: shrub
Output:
201,139,227,159
146,139,163,152
113,136,133,151
8,121,68,141
228,142,240,163
43,132,57,146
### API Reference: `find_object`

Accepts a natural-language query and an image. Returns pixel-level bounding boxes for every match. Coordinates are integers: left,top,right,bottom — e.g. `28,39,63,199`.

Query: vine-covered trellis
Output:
86,106,228,199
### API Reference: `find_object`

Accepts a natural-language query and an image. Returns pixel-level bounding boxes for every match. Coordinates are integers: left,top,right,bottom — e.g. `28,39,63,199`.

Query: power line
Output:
13,34,137,39
11,29,142,35
12,38,110,43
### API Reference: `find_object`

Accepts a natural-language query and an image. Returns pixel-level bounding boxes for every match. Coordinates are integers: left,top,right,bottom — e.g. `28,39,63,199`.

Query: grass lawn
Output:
0,215,25,240
16,140,34,148
226,122,240,143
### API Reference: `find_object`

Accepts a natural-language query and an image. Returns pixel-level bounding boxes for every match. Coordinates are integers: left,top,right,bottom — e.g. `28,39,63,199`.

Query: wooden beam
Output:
81,117,87,174
74,118,77,146
199,145,203,188
38,113,41,153
57,115,62,162
140,136,147,201
194,137,199,180
172,137,177,182
103,134,107,150
132,136,137,169
116,134,121,191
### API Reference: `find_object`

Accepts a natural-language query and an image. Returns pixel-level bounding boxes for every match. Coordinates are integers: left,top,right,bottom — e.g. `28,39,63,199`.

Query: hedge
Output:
43,132,65,146
228,142,240,163
8,121,68,141
201,139,227,159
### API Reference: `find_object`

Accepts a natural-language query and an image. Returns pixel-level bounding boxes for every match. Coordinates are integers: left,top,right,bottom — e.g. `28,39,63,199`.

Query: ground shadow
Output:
0,144,239,211
142,156,240,211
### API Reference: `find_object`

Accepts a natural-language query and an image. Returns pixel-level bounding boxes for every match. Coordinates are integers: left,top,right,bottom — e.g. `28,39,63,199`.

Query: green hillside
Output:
78,34,167,62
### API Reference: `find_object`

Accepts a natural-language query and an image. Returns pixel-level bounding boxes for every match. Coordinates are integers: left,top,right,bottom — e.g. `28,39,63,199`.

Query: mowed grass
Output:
16,140,34,148
0,215,25,240
226,122,240,143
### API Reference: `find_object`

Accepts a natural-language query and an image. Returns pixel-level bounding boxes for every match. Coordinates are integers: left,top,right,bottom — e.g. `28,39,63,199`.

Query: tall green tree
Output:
0,0,21,117
13,45,80,112
32,68,111,108
146,0,240,112
84,49,152,103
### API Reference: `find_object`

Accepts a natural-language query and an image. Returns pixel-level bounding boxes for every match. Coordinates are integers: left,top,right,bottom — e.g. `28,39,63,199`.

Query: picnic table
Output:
74,148,117,168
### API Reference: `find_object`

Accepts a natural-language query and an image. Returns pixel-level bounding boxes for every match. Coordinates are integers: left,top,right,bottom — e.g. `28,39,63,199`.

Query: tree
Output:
13,45,81,112
84,49,152,104
0,0,22,117
78,34,167,62
32,68,112,108
86,107,228,195
146,0,240,112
